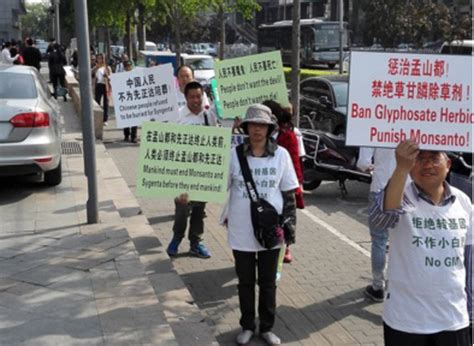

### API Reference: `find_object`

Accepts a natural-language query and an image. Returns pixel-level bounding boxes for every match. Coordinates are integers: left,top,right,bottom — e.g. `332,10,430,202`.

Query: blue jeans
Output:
368,192,389,290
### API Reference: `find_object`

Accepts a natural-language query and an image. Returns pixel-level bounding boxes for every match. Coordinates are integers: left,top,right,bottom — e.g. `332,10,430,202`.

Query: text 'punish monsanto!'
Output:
346,51,473,152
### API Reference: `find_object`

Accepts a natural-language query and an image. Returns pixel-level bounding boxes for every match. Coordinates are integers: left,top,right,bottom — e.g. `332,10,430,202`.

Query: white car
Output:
0,65,62,185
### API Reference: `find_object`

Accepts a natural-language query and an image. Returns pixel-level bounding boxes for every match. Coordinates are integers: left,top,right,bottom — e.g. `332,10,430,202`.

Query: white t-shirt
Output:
95,66,108,84
227,146,299,252
383,185,472,334
177,89,210,110
178,106,217,126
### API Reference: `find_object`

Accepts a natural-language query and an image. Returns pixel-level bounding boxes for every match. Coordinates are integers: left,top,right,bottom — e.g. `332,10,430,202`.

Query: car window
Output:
0,73,37,99
332,82,348,107
185,58,214,70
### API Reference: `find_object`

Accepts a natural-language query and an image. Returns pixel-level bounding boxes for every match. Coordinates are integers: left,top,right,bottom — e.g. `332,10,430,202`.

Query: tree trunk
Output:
137,2,146,51
105,26,111,61
125,11,132,57
290,0,301,127
219,4,225,60
174,4,182,67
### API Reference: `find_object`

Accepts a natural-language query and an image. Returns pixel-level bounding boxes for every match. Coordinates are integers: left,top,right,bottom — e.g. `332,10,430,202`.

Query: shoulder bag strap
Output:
203,111,209,126
236,144,259,203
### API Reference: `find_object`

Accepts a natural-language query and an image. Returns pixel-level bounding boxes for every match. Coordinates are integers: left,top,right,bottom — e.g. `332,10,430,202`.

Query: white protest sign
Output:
110,64,179,128
347,51,473,153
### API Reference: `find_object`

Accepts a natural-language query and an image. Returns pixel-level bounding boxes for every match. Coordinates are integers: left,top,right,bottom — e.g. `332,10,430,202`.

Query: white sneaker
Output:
261,331,281,345
103,122,108,127
236,330,253,345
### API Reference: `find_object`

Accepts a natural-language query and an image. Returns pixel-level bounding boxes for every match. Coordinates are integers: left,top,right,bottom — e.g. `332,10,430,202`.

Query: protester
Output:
118,60,138,143
48,43,67,101
22,38,42,71
283,103,306,164
369,139,472,346
356,147,405,302
263,100,304,264
1,41,19,64
92,53,112,126
115,53,133,73
46,38,56,82
166,81,217,259
222,104,298,345
176,65,209,109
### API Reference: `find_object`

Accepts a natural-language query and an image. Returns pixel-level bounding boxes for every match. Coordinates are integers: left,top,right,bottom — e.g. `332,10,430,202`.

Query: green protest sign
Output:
136,122,232,203
214,51,289,119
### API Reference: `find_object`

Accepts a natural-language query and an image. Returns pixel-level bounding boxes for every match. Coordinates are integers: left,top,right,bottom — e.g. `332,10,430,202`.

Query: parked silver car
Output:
0,65,62,185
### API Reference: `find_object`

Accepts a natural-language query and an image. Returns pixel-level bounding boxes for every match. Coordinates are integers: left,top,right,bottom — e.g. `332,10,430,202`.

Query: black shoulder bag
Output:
236,144,283,249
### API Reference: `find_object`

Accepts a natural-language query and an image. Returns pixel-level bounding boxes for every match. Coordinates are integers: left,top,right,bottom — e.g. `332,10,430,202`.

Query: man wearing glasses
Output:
370,139,472,346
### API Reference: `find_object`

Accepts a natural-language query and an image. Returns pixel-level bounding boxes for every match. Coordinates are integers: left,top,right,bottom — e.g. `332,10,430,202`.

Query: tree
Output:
208,0,261,60
20,2,50,40
291,0,300,127
362,0,471,47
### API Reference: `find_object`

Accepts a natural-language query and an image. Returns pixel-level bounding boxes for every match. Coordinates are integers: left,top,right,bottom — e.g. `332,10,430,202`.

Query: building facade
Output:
0,0,26,43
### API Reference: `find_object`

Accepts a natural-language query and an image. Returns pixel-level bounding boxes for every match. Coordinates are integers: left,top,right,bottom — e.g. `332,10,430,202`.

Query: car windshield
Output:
0,73,37,99
186,58,214,70
332,82,348,107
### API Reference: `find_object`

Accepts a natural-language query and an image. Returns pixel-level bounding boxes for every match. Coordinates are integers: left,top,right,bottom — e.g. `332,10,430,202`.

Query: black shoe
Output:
124,136,129,142
131,137,138,143
364,285,384,302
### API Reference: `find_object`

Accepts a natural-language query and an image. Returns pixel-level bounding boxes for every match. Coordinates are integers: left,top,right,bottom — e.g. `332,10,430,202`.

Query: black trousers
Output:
95,83,109,122
383,322,470,346
51,73,66,100
123,127,138,140
233,248,280,333
172,201,206,245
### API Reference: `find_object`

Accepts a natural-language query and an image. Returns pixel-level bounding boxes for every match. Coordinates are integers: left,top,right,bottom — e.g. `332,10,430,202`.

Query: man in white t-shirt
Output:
167,81,216,259
370,140,472,346
1,41,19,65
176,65,210,110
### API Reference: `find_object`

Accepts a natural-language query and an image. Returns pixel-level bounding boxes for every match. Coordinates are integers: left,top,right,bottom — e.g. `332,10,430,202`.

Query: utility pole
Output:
53,0,60,43
338,0,344,74
291,0,301,127
74,0,99,224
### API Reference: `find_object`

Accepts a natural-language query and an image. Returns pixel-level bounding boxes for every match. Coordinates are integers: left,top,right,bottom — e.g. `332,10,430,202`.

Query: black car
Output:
299,75,348,135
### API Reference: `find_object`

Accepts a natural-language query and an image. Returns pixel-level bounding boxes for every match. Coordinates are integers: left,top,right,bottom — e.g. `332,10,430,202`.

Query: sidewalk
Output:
0,99,217,345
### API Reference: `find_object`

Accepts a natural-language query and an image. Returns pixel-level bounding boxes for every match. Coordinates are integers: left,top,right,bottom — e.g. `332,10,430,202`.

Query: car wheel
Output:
44,160,62,186
328,63,336,69
303,179,322,191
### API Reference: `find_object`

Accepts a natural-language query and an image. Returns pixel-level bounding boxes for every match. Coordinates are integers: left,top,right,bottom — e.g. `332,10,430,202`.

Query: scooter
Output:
300,124,372,196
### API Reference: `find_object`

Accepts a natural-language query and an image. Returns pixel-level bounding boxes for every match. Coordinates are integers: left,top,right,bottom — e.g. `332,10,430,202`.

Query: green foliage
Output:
362,0,471,47
20,3,50,39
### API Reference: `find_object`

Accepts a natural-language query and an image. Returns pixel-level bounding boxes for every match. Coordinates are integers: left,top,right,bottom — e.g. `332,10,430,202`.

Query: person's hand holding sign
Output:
395,139,420,174
175,193,189,205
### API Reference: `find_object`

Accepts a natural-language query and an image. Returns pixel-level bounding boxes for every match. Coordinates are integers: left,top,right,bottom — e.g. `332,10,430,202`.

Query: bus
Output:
258,19,349,68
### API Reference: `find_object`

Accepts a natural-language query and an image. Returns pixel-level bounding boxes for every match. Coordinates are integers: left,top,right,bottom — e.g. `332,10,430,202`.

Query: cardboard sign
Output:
110,64,179,128
347,51,473,153
214,51,289,119
136,122,232,203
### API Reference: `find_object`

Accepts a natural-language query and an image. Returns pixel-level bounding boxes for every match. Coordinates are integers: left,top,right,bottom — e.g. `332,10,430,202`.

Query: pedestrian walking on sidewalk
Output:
22,38,42,71
176,65,210,110
116,58,138,143
357,147,407,302
222,104,298,345
369,140,472,346
263,100,303,264
1,41,19,65
166,82,217,259
92,53,112,126
49,43,67,101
